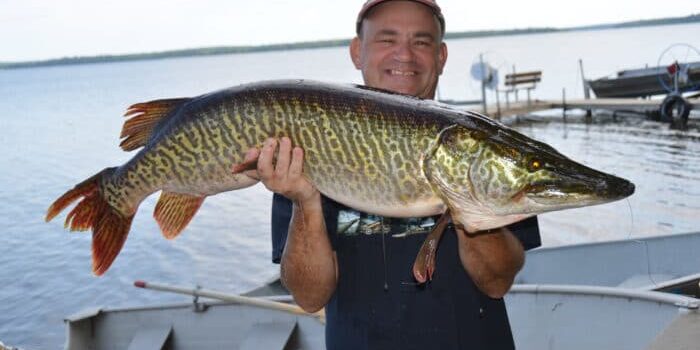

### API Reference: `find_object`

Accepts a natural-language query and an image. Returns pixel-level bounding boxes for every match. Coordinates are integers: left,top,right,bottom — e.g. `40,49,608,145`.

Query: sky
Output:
1,0,698,62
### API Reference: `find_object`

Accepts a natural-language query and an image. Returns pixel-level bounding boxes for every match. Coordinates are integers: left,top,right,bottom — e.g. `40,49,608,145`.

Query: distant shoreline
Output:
2,14,698,70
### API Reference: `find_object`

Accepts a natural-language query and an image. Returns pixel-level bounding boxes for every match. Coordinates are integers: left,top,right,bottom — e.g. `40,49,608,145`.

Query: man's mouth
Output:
388,69,416,76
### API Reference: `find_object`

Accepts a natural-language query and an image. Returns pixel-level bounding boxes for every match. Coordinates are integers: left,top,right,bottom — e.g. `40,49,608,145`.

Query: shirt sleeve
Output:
321,195,340,251
270,193,340,264
270,193,293,264
506,215,541,251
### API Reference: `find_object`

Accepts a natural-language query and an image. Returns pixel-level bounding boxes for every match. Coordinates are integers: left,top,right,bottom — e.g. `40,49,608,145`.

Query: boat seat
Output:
240,320,297,350
127,325,172,350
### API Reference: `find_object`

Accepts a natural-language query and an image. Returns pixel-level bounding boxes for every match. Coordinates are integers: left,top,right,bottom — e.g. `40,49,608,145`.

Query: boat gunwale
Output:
510,284,700,309
528,231,700,254
64,295,296,323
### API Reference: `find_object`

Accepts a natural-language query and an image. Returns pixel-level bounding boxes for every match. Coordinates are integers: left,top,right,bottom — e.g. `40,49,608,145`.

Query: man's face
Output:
351,1,447,99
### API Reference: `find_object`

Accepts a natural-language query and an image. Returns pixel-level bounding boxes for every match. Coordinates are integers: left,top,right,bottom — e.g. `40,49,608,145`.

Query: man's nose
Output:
393,41,415,63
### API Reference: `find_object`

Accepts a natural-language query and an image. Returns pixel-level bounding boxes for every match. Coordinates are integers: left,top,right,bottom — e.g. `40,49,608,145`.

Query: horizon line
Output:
2,13,698,69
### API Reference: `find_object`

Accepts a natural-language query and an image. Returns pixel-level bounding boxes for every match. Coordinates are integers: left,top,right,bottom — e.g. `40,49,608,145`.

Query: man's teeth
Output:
390,70,415,76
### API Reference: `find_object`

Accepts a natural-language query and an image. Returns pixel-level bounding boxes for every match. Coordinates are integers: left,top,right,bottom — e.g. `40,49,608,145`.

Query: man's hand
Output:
239,137,319,203
236,137,337,312
456,226,525,299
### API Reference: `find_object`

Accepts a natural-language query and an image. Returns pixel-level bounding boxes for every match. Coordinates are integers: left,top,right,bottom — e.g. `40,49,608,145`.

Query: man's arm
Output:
455,227,525,299
247,137,337,312
281,192,337,312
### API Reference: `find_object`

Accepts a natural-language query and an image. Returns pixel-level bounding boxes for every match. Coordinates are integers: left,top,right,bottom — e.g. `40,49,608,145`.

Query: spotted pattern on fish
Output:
46,80,637,276
69,78,634,225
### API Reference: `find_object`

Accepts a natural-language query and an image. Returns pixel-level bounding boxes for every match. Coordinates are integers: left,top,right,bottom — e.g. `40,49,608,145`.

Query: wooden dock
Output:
459,97,700,119
553,97,700,113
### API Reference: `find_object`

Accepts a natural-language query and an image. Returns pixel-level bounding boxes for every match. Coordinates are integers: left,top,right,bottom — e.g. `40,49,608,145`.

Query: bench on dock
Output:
500,70,542,107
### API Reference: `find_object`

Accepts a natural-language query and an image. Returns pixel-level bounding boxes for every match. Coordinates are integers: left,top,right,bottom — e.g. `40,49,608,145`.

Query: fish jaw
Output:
470,154,637,217
513,167,635,213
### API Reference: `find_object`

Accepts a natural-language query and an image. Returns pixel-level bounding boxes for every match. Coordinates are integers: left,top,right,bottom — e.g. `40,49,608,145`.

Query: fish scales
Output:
46,80,635,275
109,83,442,218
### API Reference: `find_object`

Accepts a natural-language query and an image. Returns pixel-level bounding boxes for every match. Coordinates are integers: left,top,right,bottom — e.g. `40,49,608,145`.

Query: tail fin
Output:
46,168,135,275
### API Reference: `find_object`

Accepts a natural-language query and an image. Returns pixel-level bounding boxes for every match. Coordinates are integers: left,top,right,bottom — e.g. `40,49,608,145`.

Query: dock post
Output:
579,59,593,119
495,89,502,120
480,54,488,114
579,59,591,100
512,65,518,102
562,88,567,121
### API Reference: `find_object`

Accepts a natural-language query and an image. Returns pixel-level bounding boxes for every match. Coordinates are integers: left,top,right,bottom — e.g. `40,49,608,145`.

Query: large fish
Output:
46,80,634,276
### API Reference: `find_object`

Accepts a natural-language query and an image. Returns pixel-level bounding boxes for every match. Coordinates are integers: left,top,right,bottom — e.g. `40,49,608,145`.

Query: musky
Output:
1,0,697,62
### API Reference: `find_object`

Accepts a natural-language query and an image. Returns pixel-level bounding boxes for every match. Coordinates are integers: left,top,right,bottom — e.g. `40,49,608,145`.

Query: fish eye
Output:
528,158,542,172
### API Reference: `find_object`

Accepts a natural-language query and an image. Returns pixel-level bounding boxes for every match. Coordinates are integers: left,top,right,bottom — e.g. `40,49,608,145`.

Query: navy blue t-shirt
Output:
271,193,541,350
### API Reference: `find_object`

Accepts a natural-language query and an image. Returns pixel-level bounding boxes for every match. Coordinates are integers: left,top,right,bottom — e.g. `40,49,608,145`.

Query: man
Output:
246,1,541,348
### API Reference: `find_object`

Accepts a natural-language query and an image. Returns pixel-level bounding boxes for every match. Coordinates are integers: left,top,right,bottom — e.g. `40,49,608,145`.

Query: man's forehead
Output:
372,28,438,41
356,0,445,37
361,2,442,37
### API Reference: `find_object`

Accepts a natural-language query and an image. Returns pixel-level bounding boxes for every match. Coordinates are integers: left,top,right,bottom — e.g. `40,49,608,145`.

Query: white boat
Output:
65,231,700,350
508,231,700,350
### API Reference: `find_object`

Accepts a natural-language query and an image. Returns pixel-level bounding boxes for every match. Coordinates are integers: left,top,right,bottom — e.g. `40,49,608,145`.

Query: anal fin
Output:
153,192,205,239
413,210,451,283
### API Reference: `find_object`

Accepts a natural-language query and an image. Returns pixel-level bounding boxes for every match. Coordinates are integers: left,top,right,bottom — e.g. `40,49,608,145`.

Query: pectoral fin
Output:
412,209,451,283
231,156,259,174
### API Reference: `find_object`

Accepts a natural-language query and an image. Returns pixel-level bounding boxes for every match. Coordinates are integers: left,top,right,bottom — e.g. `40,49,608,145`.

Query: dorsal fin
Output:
153,191,205,239
120,98,191,151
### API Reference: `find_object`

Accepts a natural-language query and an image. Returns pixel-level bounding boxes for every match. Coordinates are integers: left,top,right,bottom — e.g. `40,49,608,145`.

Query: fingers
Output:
257,138,277,181
289,146,304,178
275,137,292,179
249,137,315,201
255,137,298,187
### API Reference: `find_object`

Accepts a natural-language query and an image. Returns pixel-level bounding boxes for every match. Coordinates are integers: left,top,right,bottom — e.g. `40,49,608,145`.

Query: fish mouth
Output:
522,175,635,207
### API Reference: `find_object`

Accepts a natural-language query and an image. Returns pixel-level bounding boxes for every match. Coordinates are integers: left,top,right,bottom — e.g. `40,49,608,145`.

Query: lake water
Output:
1,23,699,349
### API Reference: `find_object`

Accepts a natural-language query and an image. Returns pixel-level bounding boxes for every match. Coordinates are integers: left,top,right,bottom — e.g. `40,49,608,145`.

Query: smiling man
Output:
350,0,447,98
254,1,542,349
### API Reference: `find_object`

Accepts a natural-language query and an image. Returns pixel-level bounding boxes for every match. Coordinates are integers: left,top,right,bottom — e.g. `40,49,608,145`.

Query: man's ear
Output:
349,37,362,69
437,42,448,75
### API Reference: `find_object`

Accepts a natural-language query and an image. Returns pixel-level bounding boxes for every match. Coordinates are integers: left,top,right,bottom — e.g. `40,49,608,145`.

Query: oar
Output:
134,280,325,323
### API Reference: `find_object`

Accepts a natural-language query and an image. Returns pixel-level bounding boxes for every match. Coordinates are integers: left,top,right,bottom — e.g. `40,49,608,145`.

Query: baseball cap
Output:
355,0,446,36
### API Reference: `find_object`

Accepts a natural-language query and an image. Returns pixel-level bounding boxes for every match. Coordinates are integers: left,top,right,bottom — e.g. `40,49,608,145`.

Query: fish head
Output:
424,122,635,229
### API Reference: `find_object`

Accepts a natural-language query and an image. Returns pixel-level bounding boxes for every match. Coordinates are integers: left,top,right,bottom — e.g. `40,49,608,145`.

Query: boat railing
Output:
510,284,699,309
